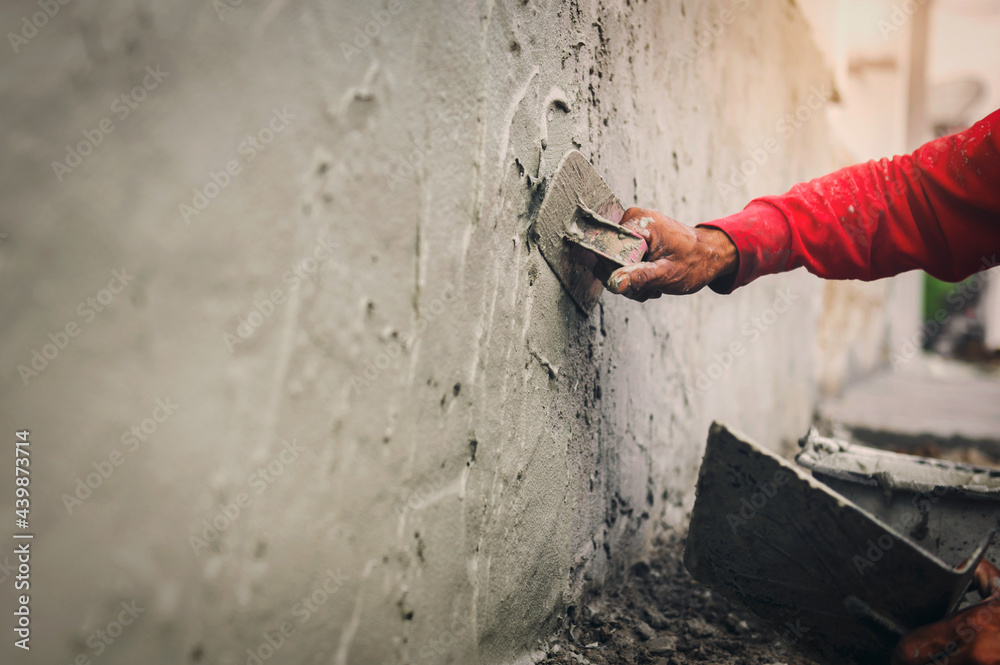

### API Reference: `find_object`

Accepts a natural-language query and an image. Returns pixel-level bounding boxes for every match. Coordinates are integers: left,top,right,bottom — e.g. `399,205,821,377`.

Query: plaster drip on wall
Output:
412,172,431,320
529,348,559,379
334,559,376,665
480,0,497,44
496,64,540,172
338,60,381,118
518,268,535,345
257,259,303,455
467,260,503,388
539,85,570,163
410,475,464,514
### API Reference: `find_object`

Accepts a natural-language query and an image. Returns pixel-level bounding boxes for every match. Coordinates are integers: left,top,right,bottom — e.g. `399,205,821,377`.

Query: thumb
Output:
607,262,653,294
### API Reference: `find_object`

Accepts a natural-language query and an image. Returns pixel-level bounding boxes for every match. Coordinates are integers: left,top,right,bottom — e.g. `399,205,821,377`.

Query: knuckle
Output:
623,207,653,223
630,266,648,287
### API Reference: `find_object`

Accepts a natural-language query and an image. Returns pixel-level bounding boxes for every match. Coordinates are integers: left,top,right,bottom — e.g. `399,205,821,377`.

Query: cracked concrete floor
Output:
536,531,820,665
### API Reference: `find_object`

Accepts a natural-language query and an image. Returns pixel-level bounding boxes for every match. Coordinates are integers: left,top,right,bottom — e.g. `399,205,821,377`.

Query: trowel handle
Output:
565,220,648,268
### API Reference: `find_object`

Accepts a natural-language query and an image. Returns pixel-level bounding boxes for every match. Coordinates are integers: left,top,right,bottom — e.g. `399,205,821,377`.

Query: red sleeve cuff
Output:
698,201,793,294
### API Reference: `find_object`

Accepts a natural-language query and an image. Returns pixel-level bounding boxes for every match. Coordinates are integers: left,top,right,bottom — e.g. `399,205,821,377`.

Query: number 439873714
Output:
15,430,29,526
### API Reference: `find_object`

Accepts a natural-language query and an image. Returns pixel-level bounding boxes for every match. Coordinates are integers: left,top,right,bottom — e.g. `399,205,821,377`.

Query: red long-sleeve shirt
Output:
704,109,1000,293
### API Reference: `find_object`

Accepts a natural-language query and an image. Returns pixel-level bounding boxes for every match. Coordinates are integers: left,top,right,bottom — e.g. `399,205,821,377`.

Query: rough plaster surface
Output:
0,1,877,663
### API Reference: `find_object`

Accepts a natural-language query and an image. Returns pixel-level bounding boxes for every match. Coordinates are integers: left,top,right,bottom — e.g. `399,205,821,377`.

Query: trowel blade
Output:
685,423,989,665
532,150,635,314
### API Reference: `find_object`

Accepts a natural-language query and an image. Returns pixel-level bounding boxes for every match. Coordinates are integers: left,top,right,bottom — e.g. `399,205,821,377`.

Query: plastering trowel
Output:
531,150,648,313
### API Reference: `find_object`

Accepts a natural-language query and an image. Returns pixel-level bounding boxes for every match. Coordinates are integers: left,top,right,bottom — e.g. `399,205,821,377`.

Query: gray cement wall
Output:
2,1,849,663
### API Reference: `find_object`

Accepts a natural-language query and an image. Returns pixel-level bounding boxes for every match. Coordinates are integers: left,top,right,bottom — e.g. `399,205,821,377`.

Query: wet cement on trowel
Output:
536,531,820,665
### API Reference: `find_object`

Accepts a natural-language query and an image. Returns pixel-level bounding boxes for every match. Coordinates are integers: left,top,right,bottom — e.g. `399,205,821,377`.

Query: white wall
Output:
1,1,862,663
798,0,925,396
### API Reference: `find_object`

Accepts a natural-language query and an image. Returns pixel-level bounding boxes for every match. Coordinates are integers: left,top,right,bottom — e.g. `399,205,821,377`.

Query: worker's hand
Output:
973,558,1000,597
604,208,738,301
892,559,1000,665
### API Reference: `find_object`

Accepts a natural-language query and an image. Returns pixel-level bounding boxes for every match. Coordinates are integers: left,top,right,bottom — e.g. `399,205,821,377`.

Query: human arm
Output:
608,109,1000,300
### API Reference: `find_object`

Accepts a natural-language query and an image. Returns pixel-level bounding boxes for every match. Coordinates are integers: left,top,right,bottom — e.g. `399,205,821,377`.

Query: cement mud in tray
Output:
537,532,819,665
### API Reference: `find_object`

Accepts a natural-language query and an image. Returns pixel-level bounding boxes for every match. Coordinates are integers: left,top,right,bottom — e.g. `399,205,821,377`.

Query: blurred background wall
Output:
801,0,1000,394
1,0,995,663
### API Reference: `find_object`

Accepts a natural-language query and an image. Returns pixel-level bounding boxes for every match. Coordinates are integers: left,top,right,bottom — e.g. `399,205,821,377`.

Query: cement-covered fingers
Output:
606,208,737,299
973,559,1000,598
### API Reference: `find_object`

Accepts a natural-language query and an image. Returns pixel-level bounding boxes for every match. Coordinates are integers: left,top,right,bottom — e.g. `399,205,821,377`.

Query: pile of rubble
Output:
537,532,818,665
